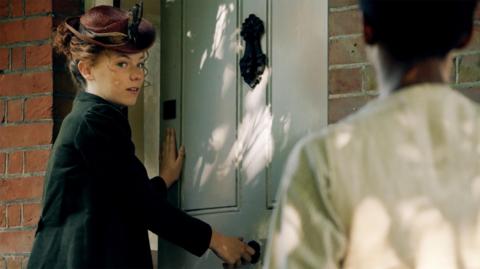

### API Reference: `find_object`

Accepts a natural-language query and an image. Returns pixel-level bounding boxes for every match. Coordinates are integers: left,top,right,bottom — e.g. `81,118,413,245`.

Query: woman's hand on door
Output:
210,230,255,267
159,128,185,188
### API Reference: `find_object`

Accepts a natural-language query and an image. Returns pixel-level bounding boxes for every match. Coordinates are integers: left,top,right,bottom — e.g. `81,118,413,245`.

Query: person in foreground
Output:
27,4,254,269
264,0,479,268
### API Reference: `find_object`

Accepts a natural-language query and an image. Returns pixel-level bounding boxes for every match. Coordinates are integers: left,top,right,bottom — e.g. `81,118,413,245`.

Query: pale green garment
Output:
264,84,480,269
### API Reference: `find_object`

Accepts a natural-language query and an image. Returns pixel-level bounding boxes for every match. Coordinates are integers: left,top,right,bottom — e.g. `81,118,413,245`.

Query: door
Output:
159,0,328,268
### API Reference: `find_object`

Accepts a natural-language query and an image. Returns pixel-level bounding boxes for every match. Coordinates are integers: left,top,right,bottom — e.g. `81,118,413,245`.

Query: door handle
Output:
248,240,261,264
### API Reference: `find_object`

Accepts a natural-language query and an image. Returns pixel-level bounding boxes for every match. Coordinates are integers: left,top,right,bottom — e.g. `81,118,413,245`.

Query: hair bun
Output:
53,22,73,59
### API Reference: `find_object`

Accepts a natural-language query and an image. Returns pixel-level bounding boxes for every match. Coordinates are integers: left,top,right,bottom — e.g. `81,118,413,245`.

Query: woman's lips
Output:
127,87,140,93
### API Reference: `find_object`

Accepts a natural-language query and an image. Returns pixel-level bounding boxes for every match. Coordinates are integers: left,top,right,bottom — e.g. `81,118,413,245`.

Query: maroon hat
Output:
64,3,155,53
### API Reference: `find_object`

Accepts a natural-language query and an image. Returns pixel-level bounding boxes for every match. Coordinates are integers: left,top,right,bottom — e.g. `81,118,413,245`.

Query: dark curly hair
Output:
53,22,104,89
360,0,477,62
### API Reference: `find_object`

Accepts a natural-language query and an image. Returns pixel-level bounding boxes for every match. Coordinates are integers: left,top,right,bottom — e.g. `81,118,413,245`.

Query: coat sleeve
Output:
150,176,168,198
74,104,212,257
263,140,347,269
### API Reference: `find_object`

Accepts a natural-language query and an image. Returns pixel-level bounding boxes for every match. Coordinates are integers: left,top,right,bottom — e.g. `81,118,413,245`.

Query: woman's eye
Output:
137,62,146,69
116,62,128,68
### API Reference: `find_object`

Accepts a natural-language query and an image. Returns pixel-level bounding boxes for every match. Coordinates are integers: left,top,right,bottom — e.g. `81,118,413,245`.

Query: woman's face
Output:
87,50,146,106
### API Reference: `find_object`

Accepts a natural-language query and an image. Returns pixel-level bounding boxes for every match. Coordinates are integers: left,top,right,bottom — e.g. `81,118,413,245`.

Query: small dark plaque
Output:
163,99,176,120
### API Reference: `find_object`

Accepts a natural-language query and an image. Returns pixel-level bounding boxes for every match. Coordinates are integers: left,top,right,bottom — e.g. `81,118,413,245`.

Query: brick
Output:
0,72,53,97
475,5,480,21
0,100,4,123
53,0,82,14
26,44,52,68
6,257,22,269
7,151,23,174
328,95,375,123
329,68,362,94
0,123,52,148
7,204,21,227
0,48,8,70
25,96,52,121
11,47,24,70
329,0,358,8
0,152,5,174
7,99,23,123
22,257,29,269
0,177,44,201
11,0,24,17
458,54,480,83
0,0,9,17
466,26,480,51
26,0,52,15
450,56,457,83
457,87,480,103
329,10,362,37
329,36,367,65
0,205,5,227
22,203,40,227
0,17,51,44
0,230,35,253
25,149,50,173
363,65,377,91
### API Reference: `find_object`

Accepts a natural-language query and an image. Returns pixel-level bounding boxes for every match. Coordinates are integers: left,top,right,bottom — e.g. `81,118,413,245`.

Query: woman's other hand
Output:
210,230,255,267
159,128,185,188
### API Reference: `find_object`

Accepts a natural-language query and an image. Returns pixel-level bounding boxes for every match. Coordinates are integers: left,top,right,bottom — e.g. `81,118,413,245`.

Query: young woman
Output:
27,4,253,269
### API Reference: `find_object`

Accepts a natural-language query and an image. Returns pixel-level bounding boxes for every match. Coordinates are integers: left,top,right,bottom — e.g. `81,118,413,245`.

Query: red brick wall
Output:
328,0,480,123
0,1,81,268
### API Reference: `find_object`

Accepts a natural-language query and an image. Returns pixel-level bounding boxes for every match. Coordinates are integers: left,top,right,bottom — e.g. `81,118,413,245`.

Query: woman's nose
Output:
130,67,144,81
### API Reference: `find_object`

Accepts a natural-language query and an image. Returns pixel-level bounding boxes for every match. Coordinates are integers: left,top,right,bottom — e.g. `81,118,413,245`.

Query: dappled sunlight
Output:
210,4,228,60
459,213,480,268
199,50,208,70
407,205,456,268
462,120,474,136
221,64,236,98
274,205,301,267
240,106,274,182
218,68,274,183
335,129,353,149
197,4,238,71
346,195,480,268
278,114,292,150
209,125,230,151
191,125,231,188
346,197,404,267
472,176,480,200
396,144,422,163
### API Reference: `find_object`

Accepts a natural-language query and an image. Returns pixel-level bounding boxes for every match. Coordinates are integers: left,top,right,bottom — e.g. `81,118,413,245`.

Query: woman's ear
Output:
77,60,95,81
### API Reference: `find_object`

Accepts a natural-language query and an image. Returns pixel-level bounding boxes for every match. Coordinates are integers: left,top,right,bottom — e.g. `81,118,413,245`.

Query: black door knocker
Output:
240,14,268,89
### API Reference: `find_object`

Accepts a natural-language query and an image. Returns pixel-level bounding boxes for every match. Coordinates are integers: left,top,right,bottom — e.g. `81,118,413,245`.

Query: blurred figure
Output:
264,0,479,268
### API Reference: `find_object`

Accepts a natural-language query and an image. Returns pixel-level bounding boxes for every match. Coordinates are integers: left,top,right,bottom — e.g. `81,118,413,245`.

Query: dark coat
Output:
27,91,212,269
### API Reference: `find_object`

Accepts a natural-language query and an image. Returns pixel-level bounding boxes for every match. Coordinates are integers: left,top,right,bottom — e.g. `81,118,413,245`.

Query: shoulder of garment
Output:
73,103,132,148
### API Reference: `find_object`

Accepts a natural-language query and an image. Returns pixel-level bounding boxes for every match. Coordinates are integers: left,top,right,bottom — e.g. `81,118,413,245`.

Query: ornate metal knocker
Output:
240,14,268,89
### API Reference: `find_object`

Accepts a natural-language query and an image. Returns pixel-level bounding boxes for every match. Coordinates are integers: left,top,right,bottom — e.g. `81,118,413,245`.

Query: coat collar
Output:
75,91,128,116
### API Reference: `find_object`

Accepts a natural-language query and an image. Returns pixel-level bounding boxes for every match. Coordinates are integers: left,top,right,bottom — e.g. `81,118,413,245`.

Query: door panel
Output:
159,0,328,268
182,0,239,211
